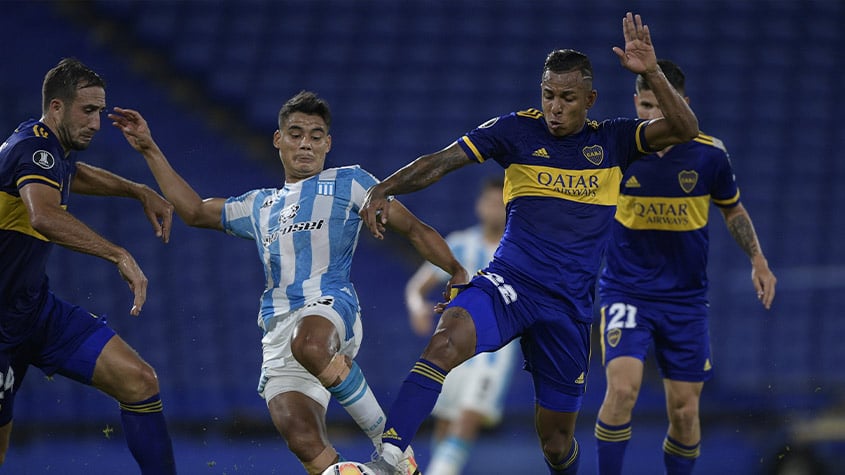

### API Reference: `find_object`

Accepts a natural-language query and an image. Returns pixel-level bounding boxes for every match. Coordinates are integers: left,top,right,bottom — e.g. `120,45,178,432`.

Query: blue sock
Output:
663,435,700,475
545,437,580,474
595,419,632,475
381,358,447,452
119,394,176,475
427,435,472,474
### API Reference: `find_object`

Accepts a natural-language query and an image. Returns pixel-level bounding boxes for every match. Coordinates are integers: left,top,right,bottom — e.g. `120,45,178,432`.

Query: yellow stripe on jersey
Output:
0,191,49,241
712,189,740,207
634,120,651,153
16,174,62,190
503,163,622,206
460,136,485,163
693,132,727,152
615,194,711,231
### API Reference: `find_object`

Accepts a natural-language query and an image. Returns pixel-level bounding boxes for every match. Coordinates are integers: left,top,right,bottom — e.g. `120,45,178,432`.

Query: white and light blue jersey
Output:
222,165,378,331
424,226,497,279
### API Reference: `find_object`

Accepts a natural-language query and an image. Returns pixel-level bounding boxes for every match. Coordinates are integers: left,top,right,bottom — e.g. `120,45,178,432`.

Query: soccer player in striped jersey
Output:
0,58,176,473
110,91,467,475
593,60,777,475
360,13,699,475
405,177,519,475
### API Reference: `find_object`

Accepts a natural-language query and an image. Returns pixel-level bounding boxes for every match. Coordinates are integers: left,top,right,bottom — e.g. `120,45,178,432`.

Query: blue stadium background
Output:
1,1,842,473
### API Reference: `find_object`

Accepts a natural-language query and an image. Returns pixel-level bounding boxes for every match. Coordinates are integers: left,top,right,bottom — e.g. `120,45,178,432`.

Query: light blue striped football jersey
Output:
222,165,378,331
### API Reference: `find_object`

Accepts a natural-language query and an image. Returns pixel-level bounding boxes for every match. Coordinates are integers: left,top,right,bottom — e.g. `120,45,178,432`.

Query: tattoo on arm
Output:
727,213,760,258
385,144,470,195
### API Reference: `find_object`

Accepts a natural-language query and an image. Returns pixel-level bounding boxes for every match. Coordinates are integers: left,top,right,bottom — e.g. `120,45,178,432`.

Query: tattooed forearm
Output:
727,213,761,258
382,143,471,195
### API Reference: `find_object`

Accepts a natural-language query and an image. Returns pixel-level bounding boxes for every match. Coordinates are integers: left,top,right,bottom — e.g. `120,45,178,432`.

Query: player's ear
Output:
325,134,331,153
586,89,598,110
272,129,282,149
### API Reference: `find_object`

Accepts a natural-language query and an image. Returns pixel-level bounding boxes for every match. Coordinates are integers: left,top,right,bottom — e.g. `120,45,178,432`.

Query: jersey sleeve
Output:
709,142,740,208
222,189,262,239
11,137,70,192
605,117,653,170
349,166,379,212
456,113,517,165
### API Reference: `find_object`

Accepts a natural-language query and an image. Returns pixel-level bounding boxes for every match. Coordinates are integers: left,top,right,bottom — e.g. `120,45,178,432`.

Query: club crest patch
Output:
32,150,55,169
607,328,622,348
678,170,699,193
582,145,604,165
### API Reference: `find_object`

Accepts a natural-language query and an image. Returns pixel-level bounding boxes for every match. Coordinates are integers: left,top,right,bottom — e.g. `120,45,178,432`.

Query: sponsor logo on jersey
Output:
262,219,325,246
624,175,641,188
32,150,55,169
582,145,604,165
678,170,699,193
532,147,550,158
537,171,600,198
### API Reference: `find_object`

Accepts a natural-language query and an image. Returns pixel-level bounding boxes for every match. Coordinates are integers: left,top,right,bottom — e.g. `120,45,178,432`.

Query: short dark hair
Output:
542,49,593,81
42,58,105,114
636,59,685,94
278,90,332,131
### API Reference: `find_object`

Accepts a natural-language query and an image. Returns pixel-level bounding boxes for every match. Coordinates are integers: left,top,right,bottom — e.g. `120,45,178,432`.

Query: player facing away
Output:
0,58,176,472
405,176,520,475
593,60,777,475
359,12,700,475
110,91,468,475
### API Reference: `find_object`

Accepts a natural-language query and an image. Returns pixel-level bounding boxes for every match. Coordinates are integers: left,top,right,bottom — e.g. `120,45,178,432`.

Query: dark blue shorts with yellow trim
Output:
598,293,712,383
447,270,590,413
0,291,115,425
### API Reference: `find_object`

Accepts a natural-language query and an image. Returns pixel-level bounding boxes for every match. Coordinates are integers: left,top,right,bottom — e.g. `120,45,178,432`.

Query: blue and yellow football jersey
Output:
0,120,74,327
456,109,650,322
599,133,740,303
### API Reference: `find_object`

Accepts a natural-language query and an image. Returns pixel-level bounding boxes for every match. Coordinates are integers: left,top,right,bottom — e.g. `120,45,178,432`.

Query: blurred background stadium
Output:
1,0,842,473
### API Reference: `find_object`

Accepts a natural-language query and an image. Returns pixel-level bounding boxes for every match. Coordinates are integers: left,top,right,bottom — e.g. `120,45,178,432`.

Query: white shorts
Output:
256,297,363,409
432,338,520,426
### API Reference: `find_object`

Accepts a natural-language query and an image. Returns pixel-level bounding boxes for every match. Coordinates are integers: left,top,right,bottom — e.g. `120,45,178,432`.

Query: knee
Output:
540,430,575,464
605,381,639,414
421,310,475,369
121,361,160,401
667,399,699,431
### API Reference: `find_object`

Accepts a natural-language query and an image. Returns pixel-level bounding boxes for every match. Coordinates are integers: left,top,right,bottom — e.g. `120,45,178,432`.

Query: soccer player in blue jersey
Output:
405,176,519,475
109,91,468,475
0,58,176,472
593,60,777,475
359,12,700,475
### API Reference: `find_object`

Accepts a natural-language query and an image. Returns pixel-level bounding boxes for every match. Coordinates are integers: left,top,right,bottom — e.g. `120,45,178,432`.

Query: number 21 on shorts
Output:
606,302,637,330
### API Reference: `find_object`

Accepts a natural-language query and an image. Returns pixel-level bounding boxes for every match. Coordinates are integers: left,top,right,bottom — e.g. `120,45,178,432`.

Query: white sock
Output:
327,361,386,450
426,436,470,475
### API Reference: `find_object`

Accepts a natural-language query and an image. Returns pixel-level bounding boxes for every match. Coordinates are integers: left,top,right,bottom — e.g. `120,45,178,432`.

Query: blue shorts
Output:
448,271,590,413
0,292,115,425
599,294,712,382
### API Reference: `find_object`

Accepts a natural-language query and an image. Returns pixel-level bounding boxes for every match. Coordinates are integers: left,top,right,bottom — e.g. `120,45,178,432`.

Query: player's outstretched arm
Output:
21,182,148,315
721,204,777,309
384,200,470,298
405,264,444,336
360,142,473,239
613,12,699,149
72,162,174,243
110,107,225,230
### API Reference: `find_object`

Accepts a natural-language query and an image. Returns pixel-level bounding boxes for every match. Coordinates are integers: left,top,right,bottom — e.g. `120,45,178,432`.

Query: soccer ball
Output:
321,461,375,475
